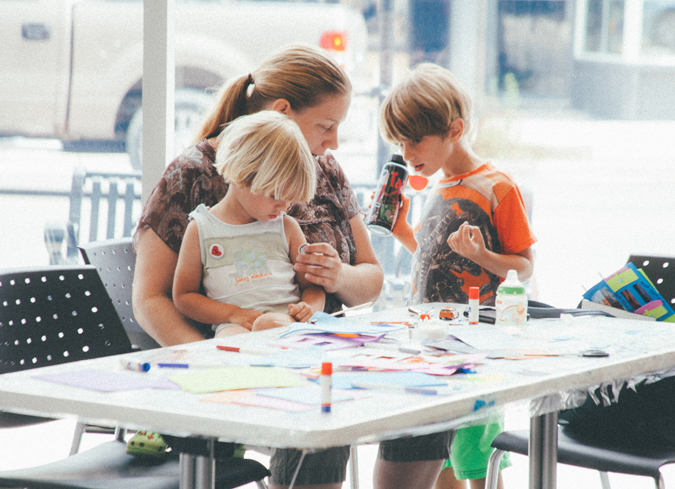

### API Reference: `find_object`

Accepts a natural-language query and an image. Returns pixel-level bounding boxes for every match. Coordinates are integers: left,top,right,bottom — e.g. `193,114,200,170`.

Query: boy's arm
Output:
172,221,261,330
447,222,534,281
392,194,418,254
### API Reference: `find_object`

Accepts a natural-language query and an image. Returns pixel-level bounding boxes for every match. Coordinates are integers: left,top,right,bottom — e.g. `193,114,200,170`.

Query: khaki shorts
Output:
269,446,350,486
378,430,455,462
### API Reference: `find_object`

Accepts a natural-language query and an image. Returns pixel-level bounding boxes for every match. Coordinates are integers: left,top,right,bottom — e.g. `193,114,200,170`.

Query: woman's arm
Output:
286,215,326,315
132,227,207,346
293,214,384,308
173,222,261,330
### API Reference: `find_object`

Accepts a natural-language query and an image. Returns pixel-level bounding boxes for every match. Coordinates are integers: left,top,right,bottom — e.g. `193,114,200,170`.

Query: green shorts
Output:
441,422,511,480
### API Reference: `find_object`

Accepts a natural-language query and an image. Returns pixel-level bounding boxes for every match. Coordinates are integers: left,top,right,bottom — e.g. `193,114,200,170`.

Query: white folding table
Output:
1,304,674,489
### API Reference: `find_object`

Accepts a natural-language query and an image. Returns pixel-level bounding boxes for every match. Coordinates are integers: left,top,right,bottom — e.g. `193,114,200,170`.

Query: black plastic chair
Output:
486,425,675,489
0,265,270,489
79,238,160,351
485,255,675,489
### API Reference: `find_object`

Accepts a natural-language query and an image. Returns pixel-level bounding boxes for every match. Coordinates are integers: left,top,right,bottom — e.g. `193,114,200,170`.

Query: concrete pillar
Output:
141,0,175,203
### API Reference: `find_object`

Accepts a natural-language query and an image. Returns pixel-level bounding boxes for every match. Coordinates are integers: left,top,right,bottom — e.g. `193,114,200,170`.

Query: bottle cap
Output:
469,287,479,300
390,154,405,165
497,270,525,295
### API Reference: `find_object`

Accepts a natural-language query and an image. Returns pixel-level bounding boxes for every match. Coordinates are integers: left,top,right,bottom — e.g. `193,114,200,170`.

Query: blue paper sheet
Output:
331,371,447,390
248,346,325,368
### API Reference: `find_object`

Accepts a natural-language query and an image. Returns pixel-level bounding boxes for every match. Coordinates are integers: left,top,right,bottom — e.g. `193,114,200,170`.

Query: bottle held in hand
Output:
364,154,409,236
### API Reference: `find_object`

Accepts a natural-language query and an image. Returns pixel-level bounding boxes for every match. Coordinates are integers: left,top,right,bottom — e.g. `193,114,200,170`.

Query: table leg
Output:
179,439,216,489
349,446,360,489
180,453,195,489
194,439,216,489
528,412,558,489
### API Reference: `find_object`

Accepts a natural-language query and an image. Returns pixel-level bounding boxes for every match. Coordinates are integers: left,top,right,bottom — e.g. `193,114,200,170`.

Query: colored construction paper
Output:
34,370,180,392
248,346,325,368
331,371,447,390
271,333,377,350
279,312,406,337
169,366,307,393
255,386,354,404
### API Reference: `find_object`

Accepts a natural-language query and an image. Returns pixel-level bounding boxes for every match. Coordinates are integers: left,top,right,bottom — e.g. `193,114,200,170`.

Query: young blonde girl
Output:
173,110,325,337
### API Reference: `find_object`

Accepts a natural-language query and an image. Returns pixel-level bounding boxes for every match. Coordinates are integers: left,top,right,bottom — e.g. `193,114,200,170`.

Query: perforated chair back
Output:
627,254,675,309
79,238,160,351
0,265,132,374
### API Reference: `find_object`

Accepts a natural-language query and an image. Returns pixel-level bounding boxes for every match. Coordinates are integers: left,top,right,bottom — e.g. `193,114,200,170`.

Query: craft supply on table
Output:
495,269,528,333
121,359,151,372
321,361,332,413
468,287,480,325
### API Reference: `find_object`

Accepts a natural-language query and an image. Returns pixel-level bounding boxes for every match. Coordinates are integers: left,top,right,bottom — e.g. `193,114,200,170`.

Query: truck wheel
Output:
125,88,214,170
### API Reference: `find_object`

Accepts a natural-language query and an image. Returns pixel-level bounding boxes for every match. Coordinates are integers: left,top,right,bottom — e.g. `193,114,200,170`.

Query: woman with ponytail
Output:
132,44,383,489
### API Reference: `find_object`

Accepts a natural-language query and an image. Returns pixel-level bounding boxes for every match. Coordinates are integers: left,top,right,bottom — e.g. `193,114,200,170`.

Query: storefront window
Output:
585,0,625,53
641,0,675,55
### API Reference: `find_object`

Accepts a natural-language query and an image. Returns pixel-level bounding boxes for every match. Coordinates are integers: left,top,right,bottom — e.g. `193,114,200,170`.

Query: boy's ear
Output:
447,118,465,143
271,99,292,114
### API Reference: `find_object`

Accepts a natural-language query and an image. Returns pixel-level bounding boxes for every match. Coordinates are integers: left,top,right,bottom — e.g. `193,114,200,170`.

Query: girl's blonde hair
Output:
195,44,351,142
214,111,316,203
379,63,473,144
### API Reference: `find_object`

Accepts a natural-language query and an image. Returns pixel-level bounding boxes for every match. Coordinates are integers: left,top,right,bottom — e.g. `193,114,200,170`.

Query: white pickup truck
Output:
1,0,368,168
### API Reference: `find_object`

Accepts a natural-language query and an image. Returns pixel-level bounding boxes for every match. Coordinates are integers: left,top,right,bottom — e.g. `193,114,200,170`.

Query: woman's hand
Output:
293,242,343,295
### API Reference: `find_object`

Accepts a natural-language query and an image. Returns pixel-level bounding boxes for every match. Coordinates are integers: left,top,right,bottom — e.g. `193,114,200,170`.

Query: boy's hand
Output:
229,308,263,331
447,222,486,262
392,194,411,238
288,302,314,322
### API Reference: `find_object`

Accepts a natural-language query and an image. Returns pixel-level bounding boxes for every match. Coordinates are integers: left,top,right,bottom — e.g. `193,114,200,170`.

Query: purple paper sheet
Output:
34,369,180,392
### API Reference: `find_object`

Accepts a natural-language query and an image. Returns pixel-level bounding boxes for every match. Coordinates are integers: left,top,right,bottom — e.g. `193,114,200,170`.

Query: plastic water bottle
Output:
495,270,528,333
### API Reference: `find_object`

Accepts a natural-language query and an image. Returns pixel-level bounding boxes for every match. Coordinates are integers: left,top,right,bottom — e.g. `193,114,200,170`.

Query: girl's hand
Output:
288,302,315,322
229,307,263,331
447,222,486,262
293,242,343,295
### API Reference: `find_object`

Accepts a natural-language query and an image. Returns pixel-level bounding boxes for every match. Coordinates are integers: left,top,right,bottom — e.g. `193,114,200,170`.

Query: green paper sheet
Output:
169,366,307,393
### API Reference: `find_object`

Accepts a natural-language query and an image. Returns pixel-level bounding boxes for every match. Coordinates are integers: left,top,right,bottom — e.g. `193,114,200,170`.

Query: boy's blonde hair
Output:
215,111,316,202
379,63,473,144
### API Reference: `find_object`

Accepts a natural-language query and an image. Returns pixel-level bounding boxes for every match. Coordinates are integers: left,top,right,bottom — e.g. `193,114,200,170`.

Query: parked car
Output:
0,0,368,169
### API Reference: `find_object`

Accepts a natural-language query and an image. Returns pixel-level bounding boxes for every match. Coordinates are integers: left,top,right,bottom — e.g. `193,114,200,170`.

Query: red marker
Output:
321,362,332,413
217,345,276,355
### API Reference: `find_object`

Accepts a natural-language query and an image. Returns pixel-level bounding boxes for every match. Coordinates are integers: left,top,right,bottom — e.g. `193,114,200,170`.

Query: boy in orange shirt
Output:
378,63,536,489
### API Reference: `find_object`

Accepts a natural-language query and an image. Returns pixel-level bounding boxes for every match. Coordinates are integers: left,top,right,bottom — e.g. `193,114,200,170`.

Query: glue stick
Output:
321,362,332,413
468,287,480,325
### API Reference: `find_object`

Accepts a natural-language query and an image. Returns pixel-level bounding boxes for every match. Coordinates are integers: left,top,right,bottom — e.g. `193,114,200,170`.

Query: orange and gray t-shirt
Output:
410,162,536,306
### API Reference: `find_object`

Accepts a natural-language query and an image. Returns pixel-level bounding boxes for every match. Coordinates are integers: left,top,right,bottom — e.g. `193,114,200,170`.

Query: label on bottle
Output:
364,157,408,236
495,293,528,332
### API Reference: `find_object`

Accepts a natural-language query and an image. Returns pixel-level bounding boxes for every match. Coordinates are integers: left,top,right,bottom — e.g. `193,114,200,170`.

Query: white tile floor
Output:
1,412,670,489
